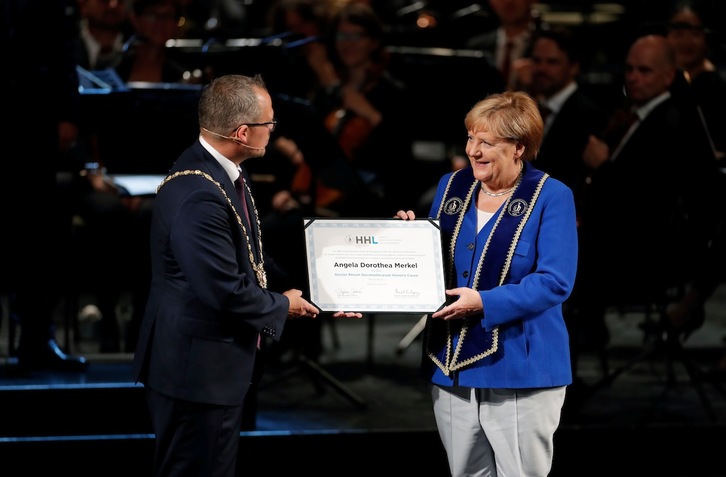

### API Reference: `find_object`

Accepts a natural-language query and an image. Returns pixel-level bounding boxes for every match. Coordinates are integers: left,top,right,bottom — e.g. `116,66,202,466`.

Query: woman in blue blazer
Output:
397,90,577,477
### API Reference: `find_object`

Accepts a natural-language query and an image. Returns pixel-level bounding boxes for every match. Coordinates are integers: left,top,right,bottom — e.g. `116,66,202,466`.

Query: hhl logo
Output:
346,235,379,244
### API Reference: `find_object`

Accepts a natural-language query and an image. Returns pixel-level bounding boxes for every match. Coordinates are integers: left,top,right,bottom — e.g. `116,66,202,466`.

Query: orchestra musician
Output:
308,2,415,215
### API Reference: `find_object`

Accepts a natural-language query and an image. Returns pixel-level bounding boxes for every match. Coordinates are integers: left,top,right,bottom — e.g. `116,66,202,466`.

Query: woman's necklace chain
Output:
480,186,514,197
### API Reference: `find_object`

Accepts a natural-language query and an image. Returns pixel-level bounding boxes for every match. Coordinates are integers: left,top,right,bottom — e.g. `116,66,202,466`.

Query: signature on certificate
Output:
336,288,363,298
394,288,421,298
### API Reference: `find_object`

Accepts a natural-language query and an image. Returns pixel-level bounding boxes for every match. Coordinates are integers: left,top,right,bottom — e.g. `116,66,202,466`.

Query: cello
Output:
323,67,380,161
291,69,381,211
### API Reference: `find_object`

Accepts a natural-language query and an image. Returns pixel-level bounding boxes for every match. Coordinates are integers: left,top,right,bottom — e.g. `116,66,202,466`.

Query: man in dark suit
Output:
529,27,609,377
530,27,609,215
132,74,359,477
465,0,541,91
76,0,130,71
577,34,719,351
1,0,87,371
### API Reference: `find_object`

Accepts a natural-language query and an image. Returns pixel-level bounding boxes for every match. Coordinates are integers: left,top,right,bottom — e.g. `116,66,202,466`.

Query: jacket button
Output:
462,271,469,278
468,243,475,250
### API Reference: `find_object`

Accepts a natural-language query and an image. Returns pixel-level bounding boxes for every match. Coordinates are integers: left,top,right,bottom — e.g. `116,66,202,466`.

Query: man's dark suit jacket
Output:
132,140,289,406
534,87,608,213
465,26,539,88
466,29,498,62
579,95,719,305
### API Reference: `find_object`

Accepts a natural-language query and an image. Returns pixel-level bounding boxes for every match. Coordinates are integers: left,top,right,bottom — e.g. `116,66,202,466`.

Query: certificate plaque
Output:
303,218,446,312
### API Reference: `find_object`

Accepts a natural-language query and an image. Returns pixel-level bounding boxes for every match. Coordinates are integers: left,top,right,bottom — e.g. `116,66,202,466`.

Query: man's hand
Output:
582,135,609,170
284,289,319,319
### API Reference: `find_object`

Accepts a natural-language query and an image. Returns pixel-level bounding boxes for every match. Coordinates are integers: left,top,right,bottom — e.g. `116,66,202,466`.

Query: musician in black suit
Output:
530,27,609,214
578,34,720,350
465,0,543,91
529,27,609,376
132,74,359,477
666,0,726,162
75,0,131,71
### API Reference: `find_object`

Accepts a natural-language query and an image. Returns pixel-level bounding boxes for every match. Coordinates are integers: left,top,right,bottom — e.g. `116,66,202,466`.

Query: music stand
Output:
245,93,365,409
395,314,427,356
78,81,202,175
385,45,503,148
259,353,367,409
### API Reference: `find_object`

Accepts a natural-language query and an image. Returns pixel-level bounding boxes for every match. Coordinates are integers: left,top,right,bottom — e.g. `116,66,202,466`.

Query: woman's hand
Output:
395,210,416,220
332,311,363,319
341,87,382,127
271,190,300,212
273,136,304,166
431,288,483,320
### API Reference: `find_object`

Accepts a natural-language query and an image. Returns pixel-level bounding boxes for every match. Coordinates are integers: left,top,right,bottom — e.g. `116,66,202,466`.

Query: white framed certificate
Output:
303,218,446,312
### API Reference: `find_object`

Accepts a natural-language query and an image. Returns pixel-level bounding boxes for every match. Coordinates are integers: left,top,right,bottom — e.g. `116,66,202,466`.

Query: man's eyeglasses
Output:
243,120,278,133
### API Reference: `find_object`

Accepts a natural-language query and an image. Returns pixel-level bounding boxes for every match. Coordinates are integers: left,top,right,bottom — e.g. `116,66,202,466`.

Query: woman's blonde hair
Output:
464,91,544,162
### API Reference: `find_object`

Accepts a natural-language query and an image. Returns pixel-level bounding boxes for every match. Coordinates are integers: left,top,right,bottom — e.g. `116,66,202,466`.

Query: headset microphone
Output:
240,143,266,151
202,127,266,150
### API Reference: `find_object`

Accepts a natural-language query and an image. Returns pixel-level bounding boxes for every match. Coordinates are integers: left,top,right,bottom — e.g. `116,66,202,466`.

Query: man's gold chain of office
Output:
157,169,268,289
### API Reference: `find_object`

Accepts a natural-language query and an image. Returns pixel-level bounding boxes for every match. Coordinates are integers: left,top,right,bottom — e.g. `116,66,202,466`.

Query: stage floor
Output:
2,291,726,476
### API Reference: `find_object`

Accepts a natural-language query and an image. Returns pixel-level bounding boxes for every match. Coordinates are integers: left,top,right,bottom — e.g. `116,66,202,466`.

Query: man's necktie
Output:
602,108,640,153
234,177,252,226
539,104,554,137
235,176,261,348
